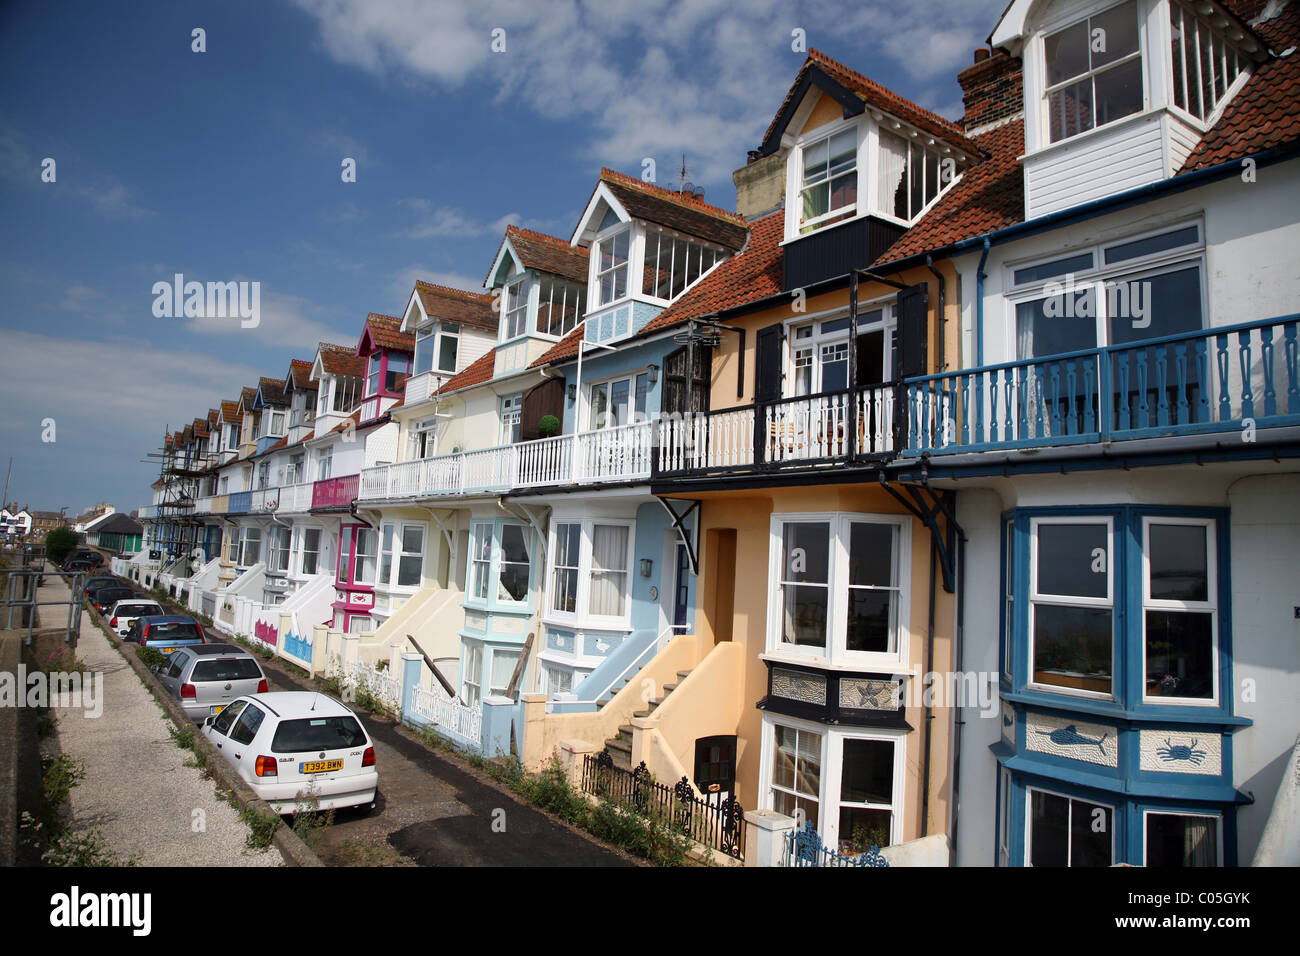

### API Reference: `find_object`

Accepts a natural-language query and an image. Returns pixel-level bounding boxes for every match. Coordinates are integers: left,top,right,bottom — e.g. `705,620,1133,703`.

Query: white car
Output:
108,598,165,637
202,692,377,814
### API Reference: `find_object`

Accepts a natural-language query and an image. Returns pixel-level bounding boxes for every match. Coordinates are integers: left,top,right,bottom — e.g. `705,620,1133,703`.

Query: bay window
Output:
416,323,460,374
353,527,378,586
238,527,262,567
768,513,909,667
436,324,459,373
366,353,382,398
463,643,482,707
299,527,321,576
1029,517,1114,696
876,131,947,222
546,520,633,625
1027,787,1114,866
377,522,424,588
1169,1,1247,122
337,527,352,584
267,526,290,573
594,229,630,307
1144,810,1220,866
466,520,533,608
1043,0,1143,144
384,353,409,392
799,127,858,234
490,649,522,698
414,327,434,375
764,718,904,851
1143,518,1216,702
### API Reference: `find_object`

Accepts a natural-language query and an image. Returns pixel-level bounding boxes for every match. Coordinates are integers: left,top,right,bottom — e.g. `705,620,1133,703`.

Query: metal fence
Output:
0,560,83,645
581,751,745,861
782,820,889,867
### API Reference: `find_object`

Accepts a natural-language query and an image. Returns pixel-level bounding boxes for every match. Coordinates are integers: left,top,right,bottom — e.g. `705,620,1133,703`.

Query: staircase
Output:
603,668,692,770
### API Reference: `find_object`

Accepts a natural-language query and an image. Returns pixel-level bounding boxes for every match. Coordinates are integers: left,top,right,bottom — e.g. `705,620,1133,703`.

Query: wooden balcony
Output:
311,473,360,511
904,315,1300,456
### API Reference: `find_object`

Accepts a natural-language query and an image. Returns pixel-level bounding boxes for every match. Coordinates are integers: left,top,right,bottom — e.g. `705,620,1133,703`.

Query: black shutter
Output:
895,283,929,379
754,323,785,403
662,345,712,416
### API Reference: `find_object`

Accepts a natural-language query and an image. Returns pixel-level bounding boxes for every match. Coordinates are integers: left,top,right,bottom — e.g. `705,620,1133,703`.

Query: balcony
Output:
359,421,654,501
655,386,896,477
276,481,314,514
311,473,360,511
903,316,1300,456
404,370,438,405
228,491,251,515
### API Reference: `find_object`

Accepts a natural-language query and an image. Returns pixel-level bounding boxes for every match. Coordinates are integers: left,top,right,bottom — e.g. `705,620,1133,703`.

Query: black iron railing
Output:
581,751,745,860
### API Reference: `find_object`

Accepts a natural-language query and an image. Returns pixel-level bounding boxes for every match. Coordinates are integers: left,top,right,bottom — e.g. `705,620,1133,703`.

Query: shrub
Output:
538,414,560,437
45,527,79,566
136,646,168,670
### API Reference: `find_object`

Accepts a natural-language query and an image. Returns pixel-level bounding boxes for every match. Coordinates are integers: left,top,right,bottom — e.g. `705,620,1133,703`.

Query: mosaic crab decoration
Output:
1156,737,1207,765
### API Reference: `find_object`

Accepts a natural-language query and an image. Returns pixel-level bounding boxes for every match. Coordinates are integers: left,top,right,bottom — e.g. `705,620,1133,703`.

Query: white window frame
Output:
1167,0,1253,128
379,521,426,590
793,121,861,236
238,526,262,568
592,226,631,309
296,525,322,577
765,511,911,671
586,371,651,430
316,446,333,481
1037,0,1146,147
1140,516,1218,706
639,226,726,304
535,274,585,339
463,642,483,707
1141,808,1223,866
435,323,460,375
758,714,906,851
465,520,532,609
501,394,523,445
1027,515,1115,700
352,526,378,587
543,518,635,630
266,525,290,574
502,276,530,342
1024,784,1116,867
1004,221,1205,362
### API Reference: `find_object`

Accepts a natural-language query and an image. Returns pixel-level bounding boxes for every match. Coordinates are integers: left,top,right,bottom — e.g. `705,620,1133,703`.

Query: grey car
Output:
158,644,269,721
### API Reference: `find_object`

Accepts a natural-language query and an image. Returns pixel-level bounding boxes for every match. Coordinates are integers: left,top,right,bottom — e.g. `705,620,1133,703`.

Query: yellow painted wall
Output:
693,480,957,842
800,91,843,135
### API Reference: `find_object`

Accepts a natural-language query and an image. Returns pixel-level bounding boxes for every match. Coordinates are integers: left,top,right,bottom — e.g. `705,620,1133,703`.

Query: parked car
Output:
71,550,104,567
129,615,206,656
157,644,269,721
108,598,165,636
63,559,95,574
203,692,377,813
79,575,119,595
89,585,135,613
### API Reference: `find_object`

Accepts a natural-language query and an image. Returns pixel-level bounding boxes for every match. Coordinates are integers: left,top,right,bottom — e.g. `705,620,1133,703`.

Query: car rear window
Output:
119,605,157,617
271,716,367,753
147,621,200,640
191,659,262,682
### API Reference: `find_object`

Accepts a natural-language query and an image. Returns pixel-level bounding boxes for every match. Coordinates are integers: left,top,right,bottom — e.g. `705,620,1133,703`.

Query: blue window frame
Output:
1001,505,1231,718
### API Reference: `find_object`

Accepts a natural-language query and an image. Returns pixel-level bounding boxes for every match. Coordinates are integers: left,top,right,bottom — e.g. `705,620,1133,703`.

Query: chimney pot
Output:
974,47,991,63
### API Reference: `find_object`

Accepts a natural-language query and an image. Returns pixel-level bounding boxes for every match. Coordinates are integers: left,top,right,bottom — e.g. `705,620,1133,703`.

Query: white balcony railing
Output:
358,421,655,501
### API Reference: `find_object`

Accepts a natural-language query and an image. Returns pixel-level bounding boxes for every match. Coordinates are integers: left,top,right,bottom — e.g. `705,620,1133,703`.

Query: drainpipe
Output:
950,520,967,859
921,538,937,838
924,255,946,374
975,238,991,367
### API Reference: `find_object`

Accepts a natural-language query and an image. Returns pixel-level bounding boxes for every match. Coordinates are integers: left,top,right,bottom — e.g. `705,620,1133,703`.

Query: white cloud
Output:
397,205,521,240
387,263,486,302
292,0,1007,190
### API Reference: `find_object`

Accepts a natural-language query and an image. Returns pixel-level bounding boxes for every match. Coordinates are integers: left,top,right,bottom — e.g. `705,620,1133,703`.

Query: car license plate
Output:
300,759,344,774
210,704,225,716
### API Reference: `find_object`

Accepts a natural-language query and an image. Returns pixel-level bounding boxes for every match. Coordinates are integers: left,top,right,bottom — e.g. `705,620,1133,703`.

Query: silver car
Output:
158,644,269,721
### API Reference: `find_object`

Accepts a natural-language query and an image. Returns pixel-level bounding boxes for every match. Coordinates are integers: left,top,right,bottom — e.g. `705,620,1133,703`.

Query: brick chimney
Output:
958,47,1023,135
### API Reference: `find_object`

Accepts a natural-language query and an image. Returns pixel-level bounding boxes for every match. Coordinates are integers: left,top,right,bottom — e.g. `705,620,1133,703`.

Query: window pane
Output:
1071,800,1113,866
1146,814,1218,866
839,807,891,852
1015,290,1097,359
589,525,628,617
1037,523,1108,598
1091,1,1139,68
782,523,829,583
397,554,421,587
491,651,521,696
849,524,894,587
1148,523,1208,601
1045,19,1091,86
1048,78,1093,142
1029,790,1070,866
1033,604,1113,693
1104,226,1199,264
1145,610,1213,699
840,738,893,804
1014,252,1095,285
438,335,457,372
877,130,908,220
847,589,895,653
1092,57,1144,127
1107,266,1202,345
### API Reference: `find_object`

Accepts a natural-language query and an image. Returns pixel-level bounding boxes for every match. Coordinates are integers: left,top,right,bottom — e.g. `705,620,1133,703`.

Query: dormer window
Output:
594,228,630,307
536,275,584,338
1043,0,1143,143
1169,0,1249,121
366,354,382,397
877,131,948,221
800,127,858,234
503,278,529,340
415,323,460,374
642,227,723,301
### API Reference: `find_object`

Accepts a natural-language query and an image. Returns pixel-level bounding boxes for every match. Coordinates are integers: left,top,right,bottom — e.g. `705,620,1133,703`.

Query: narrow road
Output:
260,657,635,867
39,569,282,867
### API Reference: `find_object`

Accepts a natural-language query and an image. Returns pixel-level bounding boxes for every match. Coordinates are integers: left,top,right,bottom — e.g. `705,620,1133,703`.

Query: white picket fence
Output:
408,684,482,748
329,656,402,713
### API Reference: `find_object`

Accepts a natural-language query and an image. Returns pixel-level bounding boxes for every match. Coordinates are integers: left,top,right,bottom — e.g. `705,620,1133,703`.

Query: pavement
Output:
39,570,282,867
259,655,636,867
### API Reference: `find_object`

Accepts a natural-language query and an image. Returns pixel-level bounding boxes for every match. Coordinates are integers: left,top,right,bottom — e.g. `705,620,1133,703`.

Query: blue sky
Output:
0,0,1006,516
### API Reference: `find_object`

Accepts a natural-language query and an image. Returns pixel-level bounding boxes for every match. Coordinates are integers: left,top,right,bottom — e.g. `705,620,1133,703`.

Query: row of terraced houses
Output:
123,0,1300,866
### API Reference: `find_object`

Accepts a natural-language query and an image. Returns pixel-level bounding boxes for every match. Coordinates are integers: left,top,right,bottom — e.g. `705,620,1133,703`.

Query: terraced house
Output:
127,0,1300,867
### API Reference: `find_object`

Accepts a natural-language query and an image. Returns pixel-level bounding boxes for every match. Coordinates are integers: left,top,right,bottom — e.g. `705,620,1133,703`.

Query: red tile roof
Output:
637,210,786,338
438,349,498,393
413,281,497,332
1180,3,1300,171
208,408,220,427
239,386,256,409
220,400,242,424
257,375,288,407
490,225,590,285
765,50,981,159
531,326,587,368
318,341,366,378
360,313,414,353
288,359,314,390
876,119,1026,263
595,168,749,250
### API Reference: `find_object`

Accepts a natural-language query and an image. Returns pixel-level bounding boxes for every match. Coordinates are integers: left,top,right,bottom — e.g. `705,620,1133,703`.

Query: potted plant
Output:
538,415,561,438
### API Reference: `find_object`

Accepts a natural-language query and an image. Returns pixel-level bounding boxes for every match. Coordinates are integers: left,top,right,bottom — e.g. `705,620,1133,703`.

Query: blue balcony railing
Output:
904,315,1300,455
227,491,252,514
